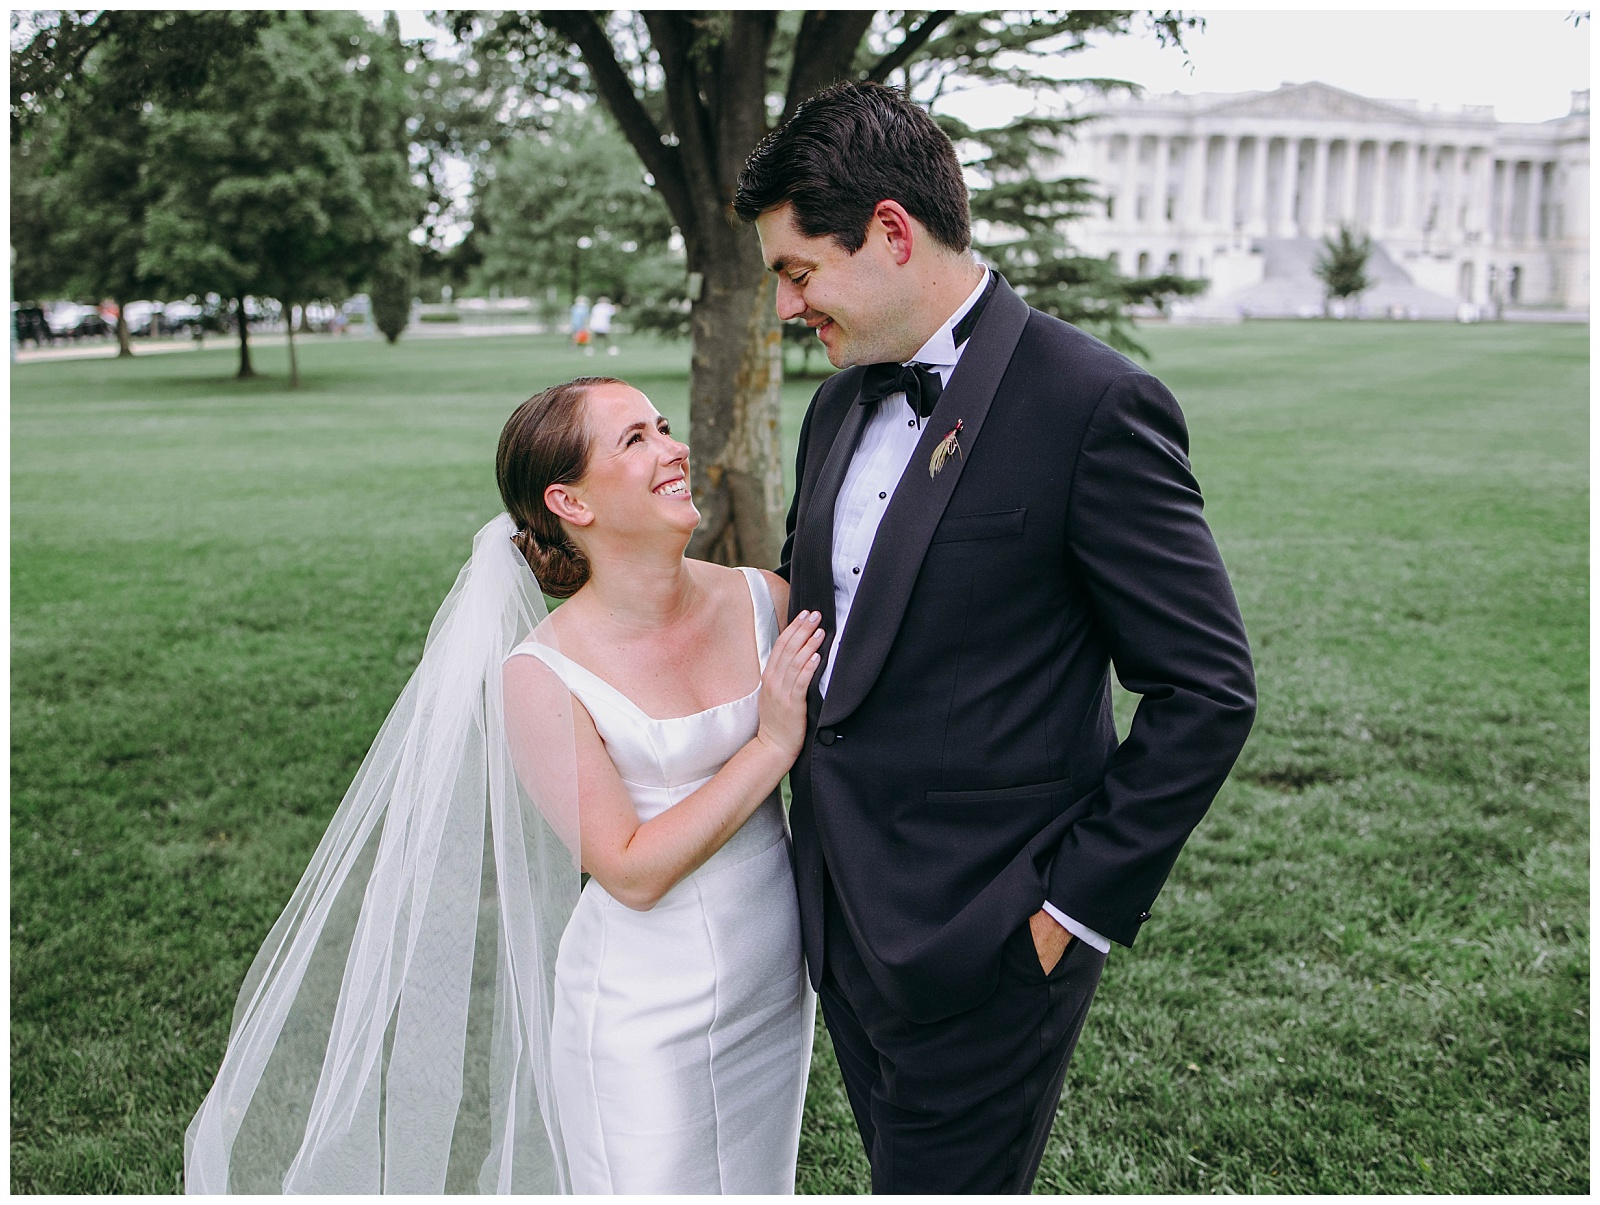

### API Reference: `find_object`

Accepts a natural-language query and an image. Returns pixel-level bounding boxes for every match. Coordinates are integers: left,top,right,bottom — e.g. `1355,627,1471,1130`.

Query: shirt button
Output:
878,491,887,499
852,566,861,575
907,419,915,427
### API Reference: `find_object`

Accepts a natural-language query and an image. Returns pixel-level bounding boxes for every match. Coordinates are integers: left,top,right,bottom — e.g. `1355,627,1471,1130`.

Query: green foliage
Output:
471,104,681,315
1316,224,1375,302
10,322,1589,1193
10,11,425,378
9,12,269,310
138,13,422,317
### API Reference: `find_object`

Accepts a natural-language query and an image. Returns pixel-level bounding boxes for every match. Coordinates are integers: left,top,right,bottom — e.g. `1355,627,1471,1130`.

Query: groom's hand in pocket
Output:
1029,908,1073,974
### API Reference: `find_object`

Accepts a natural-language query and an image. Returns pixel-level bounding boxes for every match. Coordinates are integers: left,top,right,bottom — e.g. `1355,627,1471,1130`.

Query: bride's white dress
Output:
507,568,815,1194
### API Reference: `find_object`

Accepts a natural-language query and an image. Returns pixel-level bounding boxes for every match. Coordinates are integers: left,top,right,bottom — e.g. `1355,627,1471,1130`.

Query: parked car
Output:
43,303,112,340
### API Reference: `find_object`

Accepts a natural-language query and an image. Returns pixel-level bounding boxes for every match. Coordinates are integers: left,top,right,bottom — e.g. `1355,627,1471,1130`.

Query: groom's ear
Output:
871,200,916,267
544,483,593,528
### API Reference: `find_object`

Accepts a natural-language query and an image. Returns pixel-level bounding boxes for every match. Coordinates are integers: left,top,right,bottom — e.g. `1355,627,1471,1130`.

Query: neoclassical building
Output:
1047,81,1589,317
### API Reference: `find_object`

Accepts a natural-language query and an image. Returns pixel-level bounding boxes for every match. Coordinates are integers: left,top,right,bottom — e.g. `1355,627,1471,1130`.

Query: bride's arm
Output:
504,610,823,911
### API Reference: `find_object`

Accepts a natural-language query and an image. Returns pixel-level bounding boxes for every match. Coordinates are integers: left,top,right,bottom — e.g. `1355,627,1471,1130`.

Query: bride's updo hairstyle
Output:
497,376,625,598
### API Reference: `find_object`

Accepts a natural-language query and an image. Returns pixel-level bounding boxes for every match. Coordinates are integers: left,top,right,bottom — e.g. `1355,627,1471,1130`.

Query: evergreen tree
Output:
370,246,417,344
1315,223,1374,311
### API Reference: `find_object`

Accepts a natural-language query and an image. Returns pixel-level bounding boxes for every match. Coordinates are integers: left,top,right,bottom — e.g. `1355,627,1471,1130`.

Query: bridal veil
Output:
184,513,580,1193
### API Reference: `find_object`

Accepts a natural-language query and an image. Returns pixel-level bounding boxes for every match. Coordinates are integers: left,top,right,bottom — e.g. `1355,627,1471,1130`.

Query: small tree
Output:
1315,223,1373,315
370,246,417,344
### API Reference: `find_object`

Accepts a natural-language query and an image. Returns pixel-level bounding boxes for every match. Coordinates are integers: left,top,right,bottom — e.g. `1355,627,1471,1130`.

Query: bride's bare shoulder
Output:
754,570,790,621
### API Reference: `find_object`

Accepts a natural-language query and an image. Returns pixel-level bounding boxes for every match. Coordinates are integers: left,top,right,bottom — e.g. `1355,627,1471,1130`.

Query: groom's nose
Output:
775,277,806,321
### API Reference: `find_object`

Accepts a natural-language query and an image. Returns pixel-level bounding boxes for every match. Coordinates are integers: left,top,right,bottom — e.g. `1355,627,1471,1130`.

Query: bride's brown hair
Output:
496,376,625,599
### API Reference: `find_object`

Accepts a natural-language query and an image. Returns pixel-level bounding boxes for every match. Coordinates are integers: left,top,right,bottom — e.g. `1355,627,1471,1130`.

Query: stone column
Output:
1220,135,1241,234
1248,136,1270,236
1119,134,1138,230
1277,138,1299,236
1309,138,1330,236
1529,160,1547,242
1158,135,1171,227
1439,145,1460,241
1412,142,1432,237
1493,158,1511,244
1182,134,1206,227
1468,147,1492,238
1372,141,1391,235
1340,140,1360,230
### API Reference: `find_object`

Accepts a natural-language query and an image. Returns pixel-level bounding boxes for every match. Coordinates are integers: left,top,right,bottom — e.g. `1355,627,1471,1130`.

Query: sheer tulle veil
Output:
184,513,581,1193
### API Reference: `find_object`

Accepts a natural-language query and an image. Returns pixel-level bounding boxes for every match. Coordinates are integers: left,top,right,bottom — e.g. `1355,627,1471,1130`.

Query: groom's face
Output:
755,203,909,369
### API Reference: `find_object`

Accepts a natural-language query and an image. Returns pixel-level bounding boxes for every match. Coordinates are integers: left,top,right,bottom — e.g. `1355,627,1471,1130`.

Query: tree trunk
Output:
113,301,134,357
683,237,785,570
285,301,300,389
235,297,256,378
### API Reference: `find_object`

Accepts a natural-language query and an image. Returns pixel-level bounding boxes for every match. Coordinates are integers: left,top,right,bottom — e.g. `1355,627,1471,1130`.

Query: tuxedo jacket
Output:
776,275,1256,1024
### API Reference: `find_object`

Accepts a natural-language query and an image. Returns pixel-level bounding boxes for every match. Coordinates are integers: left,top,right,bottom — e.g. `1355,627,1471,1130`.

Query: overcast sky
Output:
938,9,1591,127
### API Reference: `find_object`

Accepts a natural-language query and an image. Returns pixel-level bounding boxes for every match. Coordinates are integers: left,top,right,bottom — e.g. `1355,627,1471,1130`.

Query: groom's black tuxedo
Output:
778,275,1256,1028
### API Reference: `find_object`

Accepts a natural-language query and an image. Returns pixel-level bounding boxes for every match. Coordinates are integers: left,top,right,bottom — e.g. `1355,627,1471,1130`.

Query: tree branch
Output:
538,9,695,234
781,10,875,124
716,11,778,187
640,13,722,232
863,10,957,86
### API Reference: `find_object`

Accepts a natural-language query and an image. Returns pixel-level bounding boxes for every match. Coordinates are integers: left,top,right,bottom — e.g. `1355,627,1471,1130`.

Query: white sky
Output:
940,9,1591,127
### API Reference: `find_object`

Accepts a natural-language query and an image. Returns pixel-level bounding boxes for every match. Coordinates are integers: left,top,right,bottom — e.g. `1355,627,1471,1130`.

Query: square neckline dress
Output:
506,567,815,1193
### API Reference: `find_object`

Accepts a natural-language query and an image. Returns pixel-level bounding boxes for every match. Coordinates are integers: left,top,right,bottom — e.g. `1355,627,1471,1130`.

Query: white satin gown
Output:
507,568,815,1194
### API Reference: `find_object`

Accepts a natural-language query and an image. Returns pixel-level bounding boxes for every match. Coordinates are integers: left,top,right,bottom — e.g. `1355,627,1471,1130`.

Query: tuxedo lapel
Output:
790,375,871,711
818,276,1031,727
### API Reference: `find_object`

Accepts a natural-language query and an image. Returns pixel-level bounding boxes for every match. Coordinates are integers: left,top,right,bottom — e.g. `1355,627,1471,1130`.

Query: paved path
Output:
13,324,557,365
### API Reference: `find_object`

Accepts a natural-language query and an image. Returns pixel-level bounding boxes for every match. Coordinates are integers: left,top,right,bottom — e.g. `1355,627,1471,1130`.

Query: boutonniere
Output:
929,420,964,478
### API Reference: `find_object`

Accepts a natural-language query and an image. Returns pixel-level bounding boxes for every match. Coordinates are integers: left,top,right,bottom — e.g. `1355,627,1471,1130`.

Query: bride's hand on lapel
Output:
754,611,825,763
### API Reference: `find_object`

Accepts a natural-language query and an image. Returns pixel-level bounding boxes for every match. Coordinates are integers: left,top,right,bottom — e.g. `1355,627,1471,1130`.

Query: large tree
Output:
139,11,422,384
448,10,1198,567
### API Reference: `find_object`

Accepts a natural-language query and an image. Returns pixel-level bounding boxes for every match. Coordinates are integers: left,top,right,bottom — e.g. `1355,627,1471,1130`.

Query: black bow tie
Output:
858,361,943,419
856,271,998,420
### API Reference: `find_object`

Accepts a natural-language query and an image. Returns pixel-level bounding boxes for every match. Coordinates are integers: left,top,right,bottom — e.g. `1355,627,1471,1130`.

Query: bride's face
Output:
554,383,697,542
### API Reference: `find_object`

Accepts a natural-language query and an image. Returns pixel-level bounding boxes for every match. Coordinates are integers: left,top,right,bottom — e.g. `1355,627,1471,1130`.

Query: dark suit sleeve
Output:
775,386,820,584
1046,371,1256,947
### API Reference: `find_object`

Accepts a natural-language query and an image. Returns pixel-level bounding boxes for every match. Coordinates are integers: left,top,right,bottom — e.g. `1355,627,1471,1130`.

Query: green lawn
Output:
11,322,1588,1193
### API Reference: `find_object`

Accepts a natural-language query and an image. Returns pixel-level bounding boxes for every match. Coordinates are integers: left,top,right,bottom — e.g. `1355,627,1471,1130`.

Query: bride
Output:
184,376,822,1194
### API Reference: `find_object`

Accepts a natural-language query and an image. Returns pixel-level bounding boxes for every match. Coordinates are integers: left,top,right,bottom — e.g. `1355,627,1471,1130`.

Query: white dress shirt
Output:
819,267,1111,955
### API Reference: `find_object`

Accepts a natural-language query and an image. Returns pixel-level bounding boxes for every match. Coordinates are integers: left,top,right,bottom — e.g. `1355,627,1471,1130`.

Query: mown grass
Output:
11,321,1588,1193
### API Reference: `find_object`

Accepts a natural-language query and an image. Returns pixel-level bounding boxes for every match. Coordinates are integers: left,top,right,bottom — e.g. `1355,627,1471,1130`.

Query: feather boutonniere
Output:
929,420,964,478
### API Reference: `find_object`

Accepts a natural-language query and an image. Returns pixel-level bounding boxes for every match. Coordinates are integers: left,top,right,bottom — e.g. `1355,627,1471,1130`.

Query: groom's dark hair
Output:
733,81,970,254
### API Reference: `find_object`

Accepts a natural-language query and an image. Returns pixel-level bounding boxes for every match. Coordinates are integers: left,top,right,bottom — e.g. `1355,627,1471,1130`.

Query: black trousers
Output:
819,880,1106,1193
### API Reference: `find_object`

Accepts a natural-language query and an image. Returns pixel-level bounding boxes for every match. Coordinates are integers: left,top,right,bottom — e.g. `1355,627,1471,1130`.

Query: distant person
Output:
589,296,618,356
569,295,591,348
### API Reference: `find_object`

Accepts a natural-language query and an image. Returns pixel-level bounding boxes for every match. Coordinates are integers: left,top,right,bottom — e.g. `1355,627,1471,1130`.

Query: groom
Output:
737,82,1256,1192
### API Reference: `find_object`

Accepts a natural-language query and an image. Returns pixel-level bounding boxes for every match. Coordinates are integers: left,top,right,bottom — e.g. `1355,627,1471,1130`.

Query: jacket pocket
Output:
929,506,1026,544
925,775,1072,804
